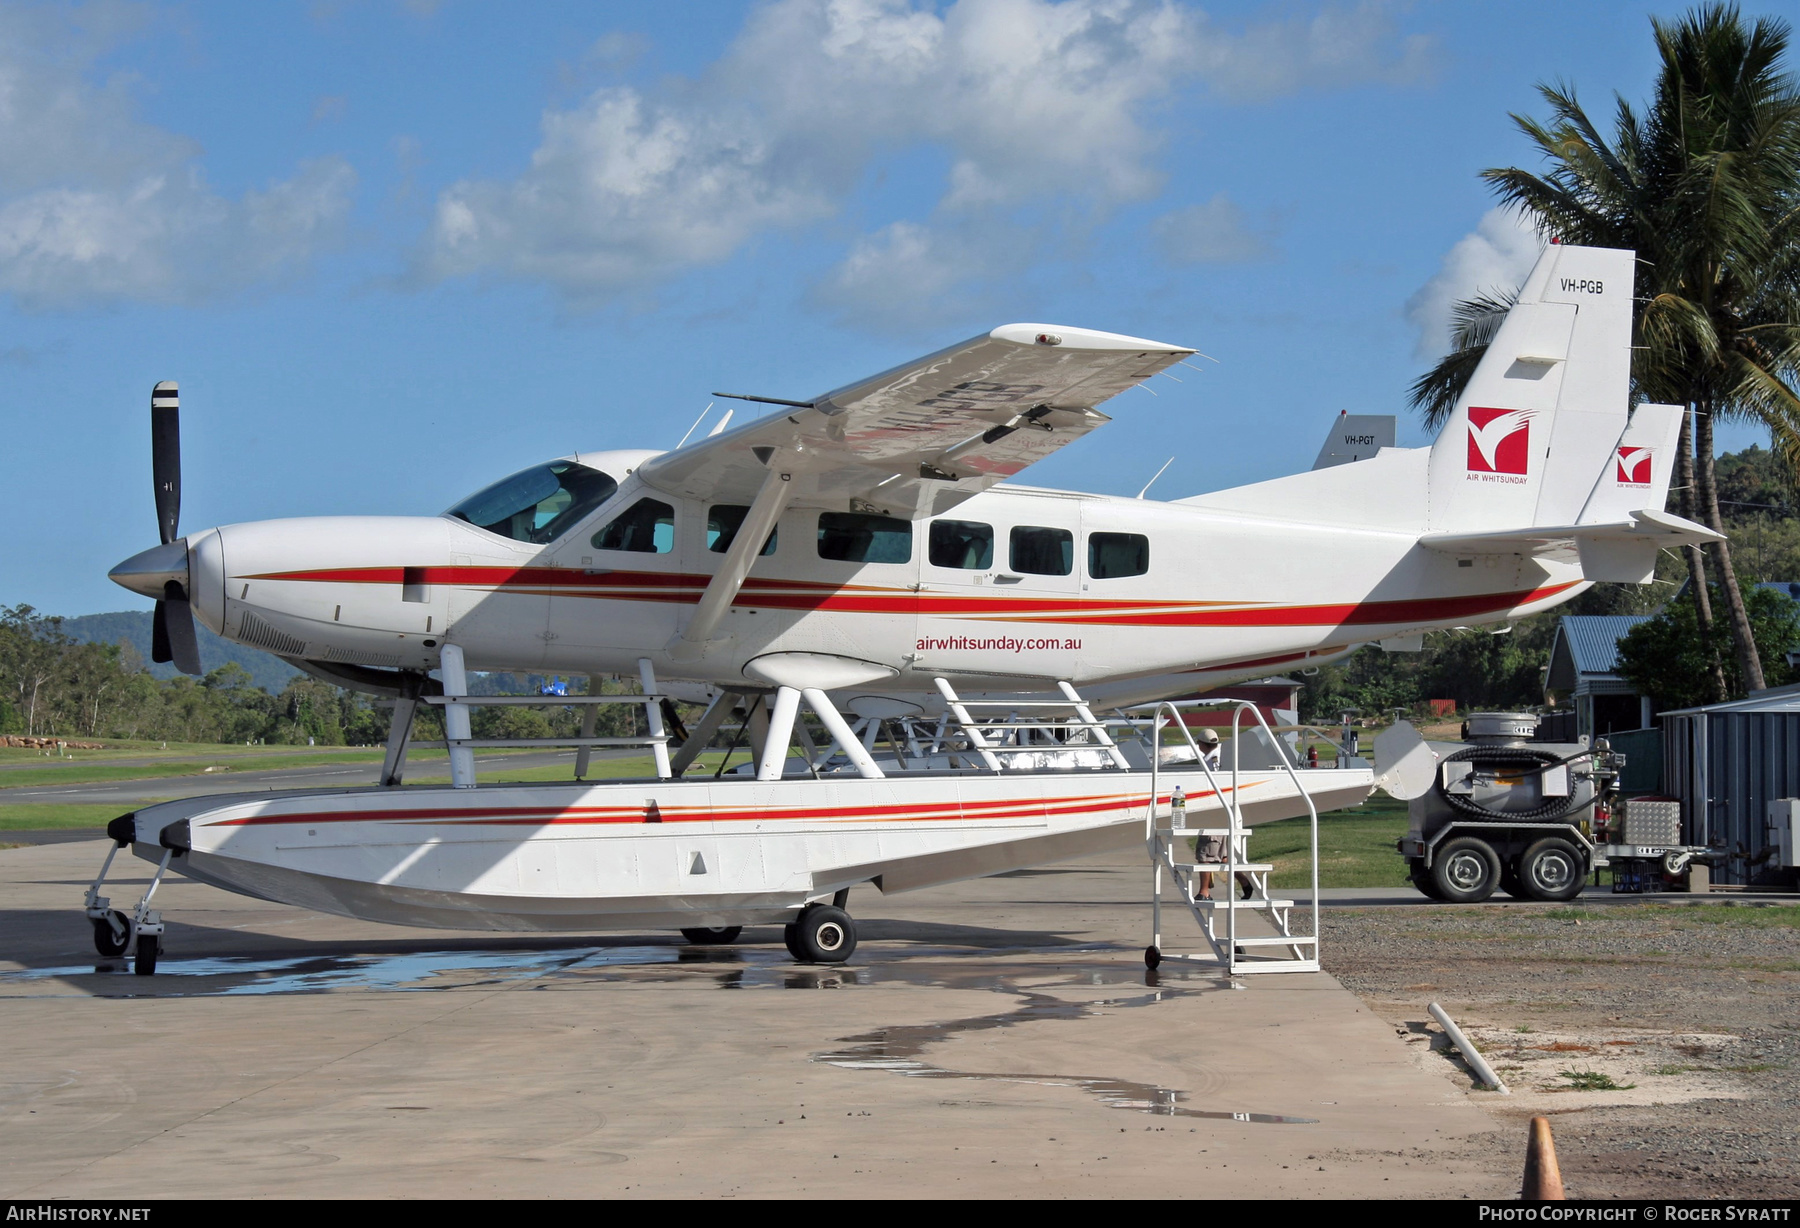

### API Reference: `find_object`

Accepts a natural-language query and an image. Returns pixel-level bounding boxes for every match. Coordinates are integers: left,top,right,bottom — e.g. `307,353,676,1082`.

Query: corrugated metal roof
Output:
1660,679,1800,716
1758,581,1800,602
1555,615,1652,678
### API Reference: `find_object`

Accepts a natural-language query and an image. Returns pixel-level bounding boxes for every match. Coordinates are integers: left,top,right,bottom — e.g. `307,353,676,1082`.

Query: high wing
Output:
639,324,1193,518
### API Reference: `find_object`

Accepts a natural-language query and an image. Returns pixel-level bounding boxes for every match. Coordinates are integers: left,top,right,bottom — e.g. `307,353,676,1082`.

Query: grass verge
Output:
1547,903,1800,928
0,802,170,831
1261,795,1411,889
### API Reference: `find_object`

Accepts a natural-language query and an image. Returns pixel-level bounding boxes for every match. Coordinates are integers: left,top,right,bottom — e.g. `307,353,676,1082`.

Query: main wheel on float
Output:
1429,837,1500,903
679,926,743,945
788,905,857,964
134,933,159,976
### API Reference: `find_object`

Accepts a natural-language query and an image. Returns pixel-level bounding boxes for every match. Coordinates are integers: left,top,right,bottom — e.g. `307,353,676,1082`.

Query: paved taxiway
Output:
0,748,631,806
0,839,1518,1199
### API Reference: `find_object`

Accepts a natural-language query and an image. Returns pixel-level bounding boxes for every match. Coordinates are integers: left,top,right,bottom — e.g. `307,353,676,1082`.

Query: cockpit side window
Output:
593,498,675,554
447,462,618,544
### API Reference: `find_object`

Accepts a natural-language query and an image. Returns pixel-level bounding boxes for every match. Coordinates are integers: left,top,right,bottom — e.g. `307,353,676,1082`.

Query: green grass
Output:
1547,903,1800,928
0,802,171,831
1672,903,1800,928
1559,1070,1635,1091
1259,795,1412,889
0,745,550,789
405,752,735,786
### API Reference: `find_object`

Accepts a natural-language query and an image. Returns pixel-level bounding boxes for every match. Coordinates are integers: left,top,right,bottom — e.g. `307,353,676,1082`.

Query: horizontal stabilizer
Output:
1418,509,1721,583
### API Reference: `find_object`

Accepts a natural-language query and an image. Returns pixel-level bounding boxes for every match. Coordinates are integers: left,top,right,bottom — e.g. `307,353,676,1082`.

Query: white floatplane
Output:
91,242,1716,972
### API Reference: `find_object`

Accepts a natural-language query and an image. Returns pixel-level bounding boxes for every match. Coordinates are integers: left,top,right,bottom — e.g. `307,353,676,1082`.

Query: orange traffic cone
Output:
1522,1116,1565,1200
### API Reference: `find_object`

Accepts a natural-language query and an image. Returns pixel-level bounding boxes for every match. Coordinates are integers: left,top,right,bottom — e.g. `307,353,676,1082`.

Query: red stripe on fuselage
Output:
240,565,1576,631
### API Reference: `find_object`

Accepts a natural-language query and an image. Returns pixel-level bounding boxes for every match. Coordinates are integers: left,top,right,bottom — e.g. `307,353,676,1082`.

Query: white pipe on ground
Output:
1428,1001,1509,1093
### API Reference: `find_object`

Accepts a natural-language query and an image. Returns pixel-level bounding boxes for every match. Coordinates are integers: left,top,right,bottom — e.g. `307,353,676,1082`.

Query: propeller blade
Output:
159,581,202,676
152,382,180,545
151,600,172,664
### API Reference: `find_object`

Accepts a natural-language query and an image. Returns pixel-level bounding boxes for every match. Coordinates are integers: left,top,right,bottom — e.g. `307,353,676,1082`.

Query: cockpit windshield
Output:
447,461,619,544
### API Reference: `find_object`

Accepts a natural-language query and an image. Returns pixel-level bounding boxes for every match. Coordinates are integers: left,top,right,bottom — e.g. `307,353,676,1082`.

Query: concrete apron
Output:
0,840,1514,1199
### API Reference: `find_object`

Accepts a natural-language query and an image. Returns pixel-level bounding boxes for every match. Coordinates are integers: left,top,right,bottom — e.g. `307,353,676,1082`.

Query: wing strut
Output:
670,460,793,658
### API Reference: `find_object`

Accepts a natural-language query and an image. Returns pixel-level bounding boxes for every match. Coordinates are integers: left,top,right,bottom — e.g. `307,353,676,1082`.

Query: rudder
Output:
1426,243,1636,533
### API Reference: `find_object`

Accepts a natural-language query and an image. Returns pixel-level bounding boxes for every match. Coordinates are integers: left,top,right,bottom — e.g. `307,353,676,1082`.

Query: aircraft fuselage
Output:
164,447,1581,692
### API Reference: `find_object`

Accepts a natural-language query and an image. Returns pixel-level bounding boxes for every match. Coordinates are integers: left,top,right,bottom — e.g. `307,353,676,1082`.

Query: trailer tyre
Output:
680,926,742,945
1518,837,1585,902
1408,858,1446,900
1431,837,1500,903
791,906,857,964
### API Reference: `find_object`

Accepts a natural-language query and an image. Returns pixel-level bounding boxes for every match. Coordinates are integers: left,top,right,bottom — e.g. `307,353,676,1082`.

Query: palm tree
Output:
1411,3,1800,698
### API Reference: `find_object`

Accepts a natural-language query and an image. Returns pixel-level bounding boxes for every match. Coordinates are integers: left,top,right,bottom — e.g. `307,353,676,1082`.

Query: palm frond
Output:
1408,345,1488,433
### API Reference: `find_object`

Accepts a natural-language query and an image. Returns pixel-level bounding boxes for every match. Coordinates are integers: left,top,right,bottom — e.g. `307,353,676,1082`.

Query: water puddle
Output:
2,941,1314,1124
0,942,1154,997
0,945,704,995
815,986,1317,1124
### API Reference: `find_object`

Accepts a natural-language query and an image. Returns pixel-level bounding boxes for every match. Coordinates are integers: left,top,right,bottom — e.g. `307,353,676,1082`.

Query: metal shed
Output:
1662,683,1800,887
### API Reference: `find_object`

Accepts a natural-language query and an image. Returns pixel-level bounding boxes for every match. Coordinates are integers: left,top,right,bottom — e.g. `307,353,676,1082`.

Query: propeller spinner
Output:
108,383,202,676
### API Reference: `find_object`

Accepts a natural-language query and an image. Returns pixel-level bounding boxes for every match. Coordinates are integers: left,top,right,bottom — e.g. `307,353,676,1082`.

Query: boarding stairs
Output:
1139,701,1322,975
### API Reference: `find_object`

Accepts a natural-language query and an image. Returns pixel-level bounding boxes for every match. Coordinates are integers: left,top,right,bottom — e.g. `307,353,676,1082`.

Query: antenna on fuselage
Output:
675,402,714,450
707,407,734,437
1136,456,1175,500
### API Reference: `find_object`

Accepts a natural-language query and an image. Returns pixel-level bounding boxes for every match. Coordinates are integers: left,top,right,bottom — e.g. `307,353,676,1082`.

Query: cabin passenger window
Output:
817,512,913,564
707,505,778,556
1088,532,1149,579
1009,526,1072,576
592,498,675,553
928,520,993,570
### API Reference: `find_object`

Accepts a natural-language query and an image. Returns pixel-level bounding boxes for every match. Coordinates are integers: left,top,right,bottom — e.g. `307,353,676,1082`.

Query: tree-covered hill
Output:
60,610,300,694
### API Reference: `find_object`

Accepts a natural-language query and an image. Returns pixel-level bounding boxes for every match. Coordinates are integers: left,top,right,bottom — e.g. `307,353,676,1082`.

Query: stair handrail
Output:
1230,700,1322,961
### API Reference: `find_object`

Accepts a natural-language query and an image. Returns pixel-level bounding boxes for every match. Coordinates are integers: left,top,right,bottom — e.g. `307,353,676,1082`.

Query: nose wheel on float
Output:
83,815,172,976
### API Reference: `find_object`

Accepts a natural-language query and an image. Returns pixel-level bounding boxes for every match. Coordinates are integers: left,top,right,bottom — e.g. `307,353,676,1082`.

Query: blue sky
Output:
1,0,1772,615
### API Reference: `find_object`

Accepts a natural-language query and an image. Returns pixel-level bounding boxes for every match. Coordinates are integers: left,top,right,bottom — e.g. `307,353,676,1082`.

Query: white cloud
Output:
810,217,1037,328
1151,194,1272,263
420,0,1437,312
0,7,356,310
1405,207,1542,359
1190,0,1436,101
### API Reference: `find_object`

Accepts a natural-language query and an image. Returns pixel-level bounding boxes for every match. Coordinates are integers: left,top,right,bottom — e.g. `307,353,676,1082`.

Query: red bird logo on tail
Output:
1616,446,1653,486
1466,407,1534,476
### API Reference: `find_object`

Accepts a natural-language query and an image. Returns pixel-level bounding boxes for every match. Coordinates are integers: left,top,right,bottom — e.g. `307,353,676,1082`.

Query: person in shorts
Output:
1193,729,1226,899
1193,728,1253,901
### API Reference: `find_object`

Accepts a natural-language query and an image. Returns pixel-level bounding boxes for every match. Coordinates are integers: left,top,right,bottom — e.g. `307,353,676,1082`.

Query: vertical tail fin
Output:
1426,243,1636,532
